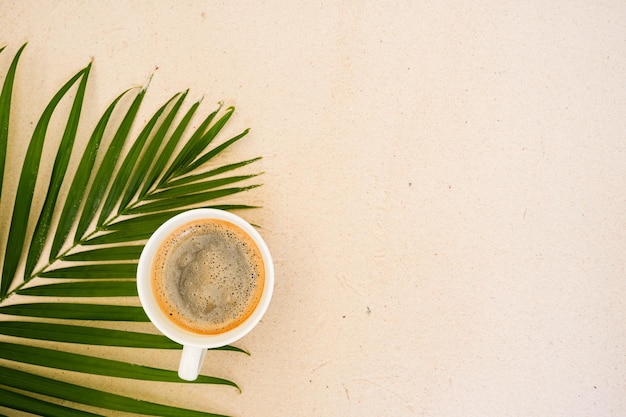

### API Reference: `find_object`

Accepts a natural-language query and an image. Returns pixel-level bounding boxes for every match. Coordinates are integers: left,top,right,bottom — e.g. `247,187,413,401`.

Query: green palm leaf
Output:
73,83,147,243
125,185,261,215
0,43,262,416
0,302,148,321
137,96,203,201
61,245,144,261
49,87,135,260
23,62,91,280
0,321,179,348
39,263,138,279
181,127,251,175
17,280,138,297
1,66,87,296
0,367,230,417
0,43,26,201
0,341,239,387
164,157,262,188
146,174,261,201
0,388,102,417
97,91,182,227
157,101,223,188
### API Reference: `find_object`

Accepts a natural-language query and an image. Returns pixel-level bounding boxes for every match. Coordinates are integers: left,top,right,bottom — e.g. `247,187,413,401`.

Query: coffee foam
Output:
152,219,264,335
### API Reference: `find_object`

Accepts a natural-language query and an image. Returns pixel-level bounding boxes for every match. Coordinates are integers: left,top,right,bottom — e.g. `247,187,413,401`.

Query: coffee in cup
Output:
151,218,265,335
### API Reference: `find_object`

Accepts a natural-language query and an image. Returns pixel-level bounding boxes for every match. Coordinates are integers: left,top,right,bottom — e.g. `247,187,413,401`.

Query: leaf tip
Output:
141,73,154,91
16,42,28,55
84,59,94,74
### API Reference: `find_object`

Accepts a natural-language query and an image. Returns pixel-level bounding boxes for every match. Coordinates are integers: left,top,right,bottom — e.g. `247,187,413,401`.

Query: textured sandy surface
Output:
1,1,626,416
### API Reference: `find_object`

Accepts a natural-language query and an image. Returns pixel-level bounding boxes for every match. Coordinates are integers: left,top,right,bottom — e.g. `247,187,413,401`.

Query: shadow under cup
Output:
137,209,274,380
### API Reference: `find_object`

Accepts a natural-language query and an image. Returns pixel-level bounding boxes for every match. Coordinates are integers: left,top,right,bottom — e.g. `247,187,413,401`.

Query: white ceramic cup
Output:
137,208,274,381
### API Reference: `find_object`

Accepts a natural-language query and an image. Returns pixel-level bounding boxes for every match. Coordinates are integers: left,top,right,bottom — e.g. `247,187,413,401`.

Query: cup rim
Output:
137,208,274,348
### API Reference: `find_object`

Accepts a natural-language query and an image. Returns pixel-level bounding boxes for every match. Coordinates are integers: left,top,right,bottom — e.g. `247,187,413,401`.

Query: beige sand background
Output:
1,1,626,416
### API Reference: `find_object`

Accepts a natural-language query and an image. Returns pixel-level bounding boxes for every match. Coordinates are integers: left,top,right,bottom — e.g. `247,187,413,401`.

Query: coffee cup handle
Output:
178,345,207,381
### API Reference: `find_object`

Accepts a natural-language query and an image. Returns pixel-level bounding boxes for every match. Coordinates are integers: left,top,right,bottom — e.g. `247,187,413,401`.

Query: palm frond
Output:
0,43,261,416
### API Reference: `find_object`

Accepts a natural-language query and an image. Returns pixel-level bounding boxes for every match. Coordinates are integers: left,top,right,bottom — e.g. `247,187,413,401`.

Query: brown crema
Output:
151,219,264,335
